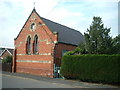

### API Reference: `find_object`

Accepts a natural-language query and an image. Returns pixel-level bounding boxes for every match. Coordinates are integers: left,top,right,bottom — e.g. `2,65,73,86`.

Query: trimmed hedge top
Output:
61,54,120,84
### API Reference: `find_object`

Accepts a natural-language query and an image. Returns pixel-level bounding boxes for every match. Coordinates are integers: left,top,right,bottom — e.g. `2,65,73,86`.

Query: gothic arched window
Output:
33,35,39,54
26,36,31,54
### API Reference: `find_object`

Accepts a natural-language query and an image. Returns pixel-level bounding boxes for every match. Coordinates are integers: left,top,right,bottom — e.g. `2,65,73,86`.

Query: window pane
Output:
34,35,38,54
31,23,35,30
27,36,31,54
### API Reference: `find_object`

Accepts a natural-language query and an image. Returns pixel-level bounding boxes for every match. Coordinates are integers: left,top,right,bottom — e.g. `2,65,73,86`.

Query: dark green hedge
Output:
60,54,120,84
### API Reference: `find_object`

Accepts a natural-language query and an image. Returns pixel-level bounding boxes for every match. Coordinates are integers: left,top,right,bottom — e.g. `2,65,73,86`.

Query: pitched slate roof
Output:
8,49,13,55
15,9,84,46
0,48,13,56
41,17,84,46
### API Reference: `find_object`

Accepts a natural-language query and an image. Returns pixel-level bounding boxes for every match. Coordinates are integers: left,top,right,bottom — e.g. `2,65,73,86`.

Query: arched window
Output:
33,35,39,54
30,23,36,30
26,36,31,54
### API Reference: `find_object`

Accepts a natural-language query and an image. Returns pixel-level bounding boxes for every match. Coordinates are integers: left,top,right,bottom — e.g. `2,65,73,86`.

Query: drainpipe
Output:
12,48,16,72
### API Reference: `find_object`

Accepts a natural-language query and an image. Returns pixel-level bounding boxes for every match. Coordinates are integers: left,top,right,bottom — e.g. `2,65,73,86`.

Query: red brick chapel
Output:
12,8,84,78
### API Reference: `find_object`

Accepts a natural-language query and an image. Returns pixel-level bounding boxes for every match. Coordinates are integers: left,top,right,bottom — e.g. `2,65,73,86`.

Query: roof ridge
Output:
40,17,81,34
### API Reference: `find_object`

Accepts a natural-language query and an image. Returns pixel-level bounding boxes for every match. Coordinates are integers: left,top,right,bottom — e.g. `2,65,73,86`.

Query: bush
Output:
2,55,13,63
60,54,120,84
65,51,75,55
65,47,87,55
74,47,83,54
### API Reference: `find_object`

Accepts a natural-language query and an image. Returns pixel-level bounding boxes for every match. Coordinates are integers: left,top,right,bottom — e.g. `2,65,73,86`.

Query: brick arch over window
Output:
33,35,39,54
26,36,31,54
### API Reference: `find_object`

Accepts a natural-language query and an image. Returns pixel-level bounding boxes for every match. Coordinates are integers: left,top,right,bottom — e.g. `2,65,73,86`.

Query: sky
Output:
0,0,119,48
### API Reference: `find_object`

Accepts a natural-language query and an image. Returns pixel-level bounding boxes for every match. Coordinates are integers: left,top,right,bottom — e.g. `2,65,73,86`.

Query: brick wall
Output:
54,43,76,67
13,10,57,78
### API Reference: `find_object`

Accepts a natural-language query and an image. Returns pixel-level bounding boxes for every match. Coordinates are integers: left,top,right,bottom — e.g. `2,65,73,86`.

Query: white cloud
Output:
46,0,118,36
0,0,59,47
47,8,84,21
0,0,119,47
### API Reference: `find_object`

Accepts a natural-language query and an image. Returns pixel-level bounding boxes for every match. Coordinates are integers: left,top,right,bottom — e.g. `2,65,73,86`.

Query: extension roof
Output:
0,48,13,56
15,9,84,46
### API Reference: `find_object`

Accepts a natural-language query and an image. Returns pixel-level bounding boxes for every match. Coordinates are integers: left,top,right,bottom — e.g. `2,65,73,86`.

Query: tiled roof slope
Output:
41,17,84,46
8,49,13,55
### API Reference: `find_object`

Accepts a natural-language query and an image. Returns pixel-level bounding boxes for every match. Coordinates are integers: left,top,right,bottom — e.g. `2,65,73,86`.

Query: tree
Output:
78,42,88,54
84,16,113,54
112,34,120,54
2,55,13,63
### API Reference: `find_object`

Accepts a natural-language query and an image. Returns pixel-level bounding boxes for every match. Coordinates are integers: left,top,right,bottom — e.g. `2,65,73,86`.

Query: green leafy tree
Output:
78,42,88,54
84,16,113,54
2,55,13,63
112,34,120,54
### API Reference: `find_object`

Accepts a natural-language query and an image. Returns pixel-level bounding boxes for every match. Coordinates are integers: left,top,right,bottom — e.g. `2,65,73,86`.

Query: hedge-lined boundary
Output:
60,54,120,84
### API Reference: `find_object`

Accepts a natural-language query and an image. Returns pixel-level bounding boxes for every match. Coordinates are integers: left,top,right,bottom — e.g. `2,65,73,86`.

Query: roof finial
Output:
33,2,35,9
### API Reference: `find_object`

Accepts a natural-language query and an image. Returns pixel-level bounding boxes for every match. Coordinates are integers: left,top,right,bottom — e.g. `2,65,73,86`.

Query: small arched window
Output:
30,23,36,30
26,36,31,54
33,35,39,54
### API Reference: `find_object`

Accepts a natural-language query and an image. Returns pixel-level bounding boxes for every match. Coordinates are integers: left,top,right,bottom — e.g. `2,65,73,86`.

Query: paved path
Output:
2,72,119,88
